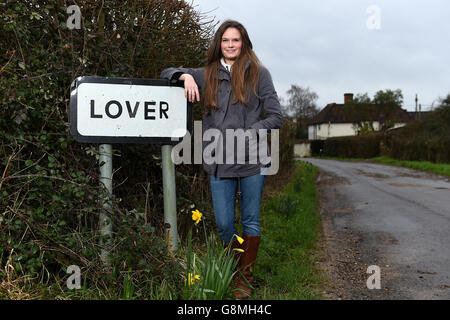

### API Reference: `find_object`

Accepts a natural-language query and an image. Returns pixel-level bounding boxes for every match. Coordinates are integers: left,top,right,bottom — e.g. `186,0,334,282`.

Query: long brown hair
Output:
204,20,260,114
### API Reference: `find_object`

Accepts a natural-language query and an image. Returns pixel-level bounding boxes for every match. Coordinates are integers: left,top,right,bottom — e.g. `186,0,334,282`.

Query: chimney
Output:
344,93,353,104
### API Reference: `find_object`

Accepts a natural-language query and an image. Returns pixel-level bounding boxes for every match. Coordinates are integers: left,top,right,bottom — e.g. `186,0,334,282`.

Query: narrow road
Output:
299,158,450,300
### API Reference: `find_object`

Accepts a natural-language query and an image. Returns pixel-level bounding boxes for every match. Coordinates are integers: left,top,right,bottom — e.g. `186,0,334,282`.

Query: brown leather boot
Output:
233,234,261,299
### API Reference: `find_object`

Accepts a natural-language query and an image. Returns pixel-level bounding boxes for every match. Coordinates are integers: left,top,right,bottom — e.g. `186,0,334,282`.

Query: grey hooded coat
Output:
160,62,284,177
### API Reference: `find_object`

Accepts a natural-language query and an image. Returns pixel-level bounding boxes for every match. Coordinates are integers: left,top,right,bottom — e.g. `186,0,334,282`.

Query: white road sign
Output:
70,76,191,144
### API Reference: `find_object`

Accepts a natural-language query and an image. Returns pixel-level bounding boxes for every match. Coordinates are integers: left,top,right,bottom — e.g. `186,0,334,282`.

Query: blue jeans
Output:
209,173,266,244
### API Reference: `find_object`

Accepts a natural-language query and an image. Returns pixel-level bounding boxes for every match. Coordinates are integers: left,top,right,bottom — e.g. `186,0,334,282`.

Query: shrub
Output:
278,118,296,169
384,97,450,163
0,0,213,298
310,140,325,156
321,133,383,158
0,0,296,298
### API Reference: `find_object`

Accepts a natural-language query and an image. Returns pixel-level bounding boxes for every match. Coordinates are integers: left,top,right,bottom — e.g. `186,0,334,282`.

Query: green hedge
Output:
325,133,382,158
279,119,296,169
310,133,383,158
0,0,214,298
384,103,450,163
0,0,296,298
310,140,324,156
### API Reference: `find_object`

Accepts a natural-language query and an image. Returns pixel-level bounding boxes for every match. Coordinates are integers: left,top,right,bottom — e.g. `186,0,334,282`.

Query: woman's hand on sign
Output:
180,73,200,103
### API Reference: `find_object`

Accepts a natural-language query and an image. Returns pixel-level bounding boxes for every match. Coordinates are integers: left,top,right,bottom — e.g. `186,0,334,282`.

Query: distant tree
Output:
373,89,404,130
282,85,319,139
424,93,450,135
439,93,450,107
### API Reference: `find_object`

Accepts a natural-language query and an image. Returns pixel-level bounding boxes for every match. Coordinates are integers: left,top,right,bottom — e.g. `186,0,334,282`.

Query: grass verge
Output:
254,161,324,299
370,156,450,177
311,155,450,177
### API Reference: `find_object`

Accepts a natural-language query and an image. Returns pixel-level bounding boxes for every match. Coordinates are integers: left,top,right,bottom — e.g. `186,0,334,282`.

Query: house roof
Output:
308,103,348,125
309,103,414,125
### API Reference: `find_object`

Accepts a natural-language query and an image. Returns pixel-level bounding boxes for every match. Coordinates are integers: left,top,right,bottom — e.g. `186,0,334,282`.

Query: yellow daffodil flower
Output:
233,248,244,253
234,234,244,244
186,273,200,286
191,209,202,224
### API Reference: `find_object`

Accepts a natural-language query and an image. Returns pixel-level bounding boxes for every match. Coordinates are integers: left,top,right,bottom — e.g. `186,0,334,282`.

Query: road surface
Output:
299,158,450,299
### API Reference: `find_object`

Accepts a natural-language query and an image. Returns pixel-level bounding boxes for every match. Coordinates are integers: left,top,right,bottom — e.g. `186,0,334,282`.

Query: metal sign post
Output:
99,143,113,264
70,76,192,259
162,144,178,251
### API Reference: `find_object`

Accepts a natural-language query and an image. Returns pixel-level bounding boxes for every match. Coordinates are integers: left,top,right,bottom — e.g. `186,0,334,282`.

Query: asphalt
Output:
299,157,450,300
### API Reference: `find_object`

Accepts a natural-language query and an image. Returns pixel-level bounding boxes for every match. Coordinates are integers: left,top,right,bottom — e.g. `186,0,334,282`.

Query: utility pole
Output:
415,94,418,120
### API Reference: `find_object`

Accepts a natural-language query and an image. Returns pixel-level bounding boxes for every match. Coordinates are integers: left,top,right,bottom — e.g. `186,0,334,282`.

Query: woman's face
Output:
221,27,242,64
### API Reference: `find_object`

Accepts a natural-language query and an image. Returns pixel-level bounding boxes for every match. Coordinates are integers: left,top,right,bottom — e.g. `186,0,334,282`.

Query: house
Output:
308,93,413,140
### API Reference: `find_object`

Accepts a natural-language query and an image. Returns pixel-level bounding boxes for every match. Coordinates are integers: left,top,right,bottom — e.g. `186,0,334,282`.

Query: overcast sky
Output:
192,0,449,111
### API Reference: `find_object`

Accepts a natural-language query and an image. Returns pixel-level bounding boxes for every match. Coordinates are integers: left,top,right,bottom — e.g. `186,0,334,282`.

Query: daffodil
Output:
191,209,202,224
186,273,200,286
234,234,244,245
233,248,244,253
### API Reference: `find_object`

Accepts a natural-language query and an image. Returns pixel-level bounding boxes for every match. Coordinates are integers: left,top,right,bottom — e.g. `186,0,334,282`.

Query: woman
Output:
161,20,283,299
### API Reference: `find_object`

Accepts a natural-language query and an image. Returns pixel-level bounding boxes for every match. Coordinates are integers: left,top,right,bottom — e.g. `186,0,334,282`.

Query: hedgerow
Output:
0,0,214,298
